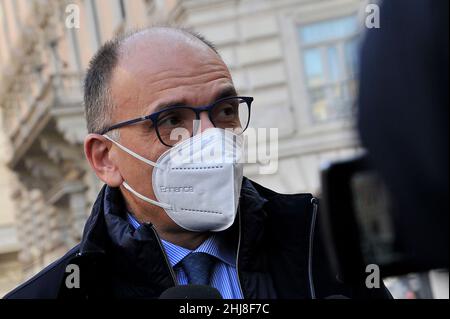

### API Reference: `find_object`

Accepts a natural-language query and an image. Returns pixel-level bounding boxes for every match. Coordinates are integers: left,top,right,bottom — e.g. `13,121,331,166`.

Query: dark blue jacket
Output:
4,179,392,299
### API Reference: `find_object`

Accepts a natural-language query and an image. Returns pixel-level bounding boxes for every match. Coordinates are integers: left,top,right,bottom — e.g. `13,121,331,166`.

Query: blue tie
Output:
180,252,216,285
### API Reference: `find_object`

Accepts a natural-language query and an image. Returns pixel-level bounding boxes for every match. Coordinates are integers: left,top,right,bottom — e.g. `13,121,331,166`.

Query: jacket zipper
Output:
148,223,178,286
236,206,245,299
308,197,319,299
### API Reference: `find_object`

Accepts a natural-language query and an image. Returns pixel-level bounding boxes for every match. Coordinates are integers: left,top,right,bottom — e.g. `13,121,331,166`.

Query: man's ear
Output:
84,133,123,187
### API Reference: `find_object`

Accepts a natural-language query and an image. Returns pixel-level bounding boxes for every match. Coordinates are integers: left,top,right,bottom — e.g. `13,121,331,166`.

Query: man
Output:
5,27,391,299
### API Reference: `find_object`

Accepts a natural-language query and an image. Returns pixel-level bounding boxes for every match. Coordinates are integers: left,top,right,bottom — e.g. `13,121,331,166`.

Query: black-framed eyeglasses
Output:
100,96,253,147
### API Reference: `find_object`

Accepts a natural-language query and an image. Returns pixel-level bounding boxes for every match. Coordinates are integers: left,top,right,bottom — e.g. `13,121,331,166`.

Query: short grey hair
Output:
83,26,219,135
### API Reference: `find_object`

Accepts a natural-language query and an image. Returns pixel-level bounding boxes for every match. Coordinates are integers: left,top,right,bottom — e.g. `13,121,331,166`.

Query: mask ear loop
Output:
122,182,172,210
102,134,172,210
103,134,160,168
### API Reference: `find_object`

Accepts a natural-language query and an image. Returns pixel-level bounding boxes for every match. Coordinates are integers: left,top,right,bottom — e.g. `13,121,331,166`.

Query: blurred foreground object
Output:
358,0,449,269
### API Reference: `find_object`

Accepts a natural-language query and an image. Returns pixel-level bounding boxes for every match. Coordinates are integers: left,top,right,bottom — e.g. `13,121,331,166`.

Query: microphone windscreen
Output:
159,285,223,299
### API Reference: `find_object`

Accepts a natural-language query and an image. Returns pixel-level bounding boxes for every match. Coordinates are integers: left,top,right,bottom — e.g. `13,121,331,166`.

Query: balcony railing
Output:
1,72,84,167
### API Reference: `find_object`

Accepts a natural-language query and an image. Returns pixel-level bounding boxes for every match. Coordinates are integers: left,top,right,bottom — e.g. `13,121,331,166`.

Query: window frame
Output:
279,0,364,134
299,15,360,124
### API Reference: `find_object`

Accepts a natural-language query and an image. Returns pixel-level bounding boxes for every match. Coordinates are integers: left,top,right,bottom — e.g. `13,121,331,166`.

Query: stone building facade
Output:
0,0,367,290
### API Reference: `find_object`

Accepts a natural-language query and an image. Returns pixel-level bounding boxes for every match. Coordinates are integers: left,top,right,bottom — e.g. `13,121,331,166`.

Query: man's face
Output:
107,31,236,231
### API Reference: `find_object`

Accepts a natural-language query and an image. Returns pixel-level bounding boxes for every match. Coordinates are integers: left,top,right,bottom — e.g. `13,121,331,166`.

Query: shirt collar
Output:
126,213,236,267
126,213,141,230
192,233,236,267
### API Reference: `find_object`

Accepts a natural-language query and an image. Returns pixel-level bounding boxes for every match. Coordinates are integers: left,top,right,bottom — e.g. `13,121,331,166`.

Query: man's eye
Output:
158,116,181,126
218,105,237,118
223,106,235,116
159,115,182,127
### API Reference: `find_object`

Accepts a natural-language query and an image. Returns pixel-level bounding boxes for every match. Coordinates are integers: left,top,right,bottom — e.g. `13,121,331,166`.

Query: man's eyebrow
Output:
213,86,238,101
146,99,186,115
146,86,238,114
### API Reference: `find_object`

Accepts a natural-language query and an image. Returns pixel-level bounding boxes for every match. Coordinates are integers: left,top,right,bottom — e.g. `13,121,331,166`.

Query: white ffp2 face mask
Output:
104,128,244,232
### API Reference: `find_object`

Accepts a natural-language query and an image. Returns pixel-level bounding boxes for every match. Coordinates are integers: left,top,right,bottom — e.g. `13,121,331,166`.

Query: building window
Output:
298,15,359,123
68,27,82,72
89,0,102,47
0,0,11,48
119,0,126,20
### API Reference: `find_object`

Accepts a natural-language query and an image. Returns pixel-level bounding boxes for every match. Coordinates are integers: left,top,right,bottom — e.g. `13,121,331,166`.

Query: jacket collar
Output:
77,178,269,295
80,178,268,253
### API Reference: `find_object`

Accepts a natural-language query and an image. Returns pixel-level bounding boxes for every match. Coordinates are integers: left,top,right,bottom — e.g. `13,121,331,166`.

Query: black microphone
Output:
325,295,350,299
159,285,223,299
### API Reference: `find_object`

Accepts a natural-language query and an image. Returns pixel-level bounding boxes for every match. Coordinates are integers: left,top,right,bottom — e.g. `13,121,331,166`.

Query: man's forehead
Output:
109,29,234,119
110,30,231,95
117,29,219,71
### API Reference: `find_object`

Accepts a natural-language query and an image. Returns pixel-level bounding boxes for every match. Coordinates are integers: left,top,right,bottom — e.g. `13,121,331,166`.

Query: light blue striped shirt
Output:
127,213,243,299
